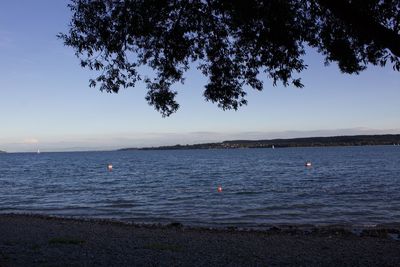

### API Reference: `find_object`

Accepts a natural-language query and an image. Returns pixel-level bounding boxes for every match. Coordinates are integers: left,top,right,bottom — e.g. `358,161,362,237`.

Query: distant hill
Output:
0,150,6,153
118,134,400,151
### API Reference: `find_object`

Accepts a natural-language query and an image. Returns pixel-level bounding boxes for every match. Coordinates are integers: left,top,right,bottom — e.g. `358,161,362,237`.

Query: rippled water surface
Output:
1,146,400,227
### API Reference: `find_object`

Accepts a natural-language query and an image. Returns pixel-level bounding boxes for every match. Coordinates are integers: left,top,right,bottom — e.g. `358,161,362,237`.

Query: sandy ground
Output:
0,214,400,266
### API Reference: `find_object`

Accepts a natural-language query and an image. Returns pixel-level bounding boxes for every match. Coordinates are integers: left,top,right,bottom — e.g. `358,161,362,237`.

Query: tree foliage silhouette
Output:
59,0,400,116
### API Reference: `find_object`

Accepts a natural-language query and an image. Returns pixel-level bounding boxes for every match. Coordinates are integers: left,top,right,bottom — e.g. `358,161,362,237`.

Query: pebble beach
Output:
1,214,400,266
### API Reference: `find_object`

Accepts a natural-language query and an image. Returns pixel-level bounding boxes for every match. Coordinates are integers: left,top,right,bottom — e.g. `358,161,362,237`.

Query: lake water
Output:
1,146,400,228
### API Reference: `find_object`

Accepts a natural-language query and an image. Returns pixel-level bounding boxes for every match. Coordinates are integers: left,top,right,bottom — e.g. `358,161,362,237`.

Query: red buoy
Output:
217,186,222,193
107,164,113,171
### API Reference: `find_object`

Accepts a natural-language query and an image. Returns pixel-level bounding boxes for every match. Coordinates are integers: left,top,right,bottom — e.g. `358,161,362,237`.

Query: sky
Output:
1,0,399,152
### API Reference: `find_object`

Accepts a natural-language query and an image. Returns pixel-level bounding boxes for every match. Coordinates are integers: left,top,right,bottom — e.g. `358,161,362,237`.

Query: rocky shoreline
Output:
1,214,400,266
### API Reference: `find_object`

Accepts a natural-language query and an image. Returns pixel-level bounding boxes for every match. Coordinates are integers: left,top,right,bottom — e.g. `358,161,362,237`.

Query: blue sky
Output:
1,0,399,152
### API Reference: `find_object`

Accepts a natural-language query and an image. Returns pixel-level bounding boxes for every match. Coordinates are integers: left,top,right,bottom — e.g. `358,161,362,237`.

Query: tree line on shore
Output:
119,134,400,151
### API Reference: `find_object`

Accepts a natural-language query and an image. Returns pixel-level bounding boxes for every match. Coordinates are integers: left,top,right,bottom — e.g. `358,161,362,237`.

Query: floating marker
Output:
217,186,223,193
305,161,312,167
107,163,113,171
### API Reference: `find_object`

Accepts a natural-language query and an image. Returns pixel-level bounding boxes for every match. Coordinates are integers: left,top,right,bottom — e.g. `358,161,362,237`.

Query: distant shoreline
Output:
119,134,400,151
2,134,400,154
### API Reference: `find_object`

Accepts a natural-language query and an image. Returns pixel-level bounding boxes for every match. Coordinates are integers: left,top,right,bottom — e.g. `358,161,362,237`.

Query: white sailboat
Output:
37,149,40,154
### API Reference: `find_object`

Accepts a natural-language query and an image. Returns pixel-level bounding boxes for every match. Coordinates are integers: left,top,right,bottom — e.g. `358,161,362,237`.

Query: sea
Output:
1,146,399,228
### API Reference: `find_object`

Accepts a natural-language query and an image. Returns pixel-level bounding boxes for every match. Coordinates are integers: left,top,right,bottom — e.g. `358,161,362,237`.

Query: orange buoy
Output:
107,163,113,171
217,186,222,193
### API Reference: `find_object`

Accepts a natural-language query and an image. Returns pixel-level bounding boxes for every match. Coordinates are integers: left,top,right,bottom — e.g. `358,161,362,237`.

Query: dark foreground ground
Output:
1,214,400,266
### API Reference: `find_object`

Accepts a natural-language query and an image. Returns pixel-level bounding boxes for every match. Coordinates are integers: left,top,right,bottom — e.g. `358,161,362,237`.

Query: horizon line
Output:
2,132,400,153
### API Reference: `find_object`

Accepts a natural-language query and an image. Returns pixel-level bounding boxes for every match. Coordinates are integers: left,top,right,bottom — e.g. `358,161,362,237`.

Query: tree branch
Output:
318,0,400,57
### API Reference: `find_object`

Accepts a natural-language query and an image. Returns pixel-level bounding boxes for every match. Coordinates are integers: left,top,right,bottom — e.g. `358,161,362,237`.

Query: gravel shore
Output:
1,214,400,266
